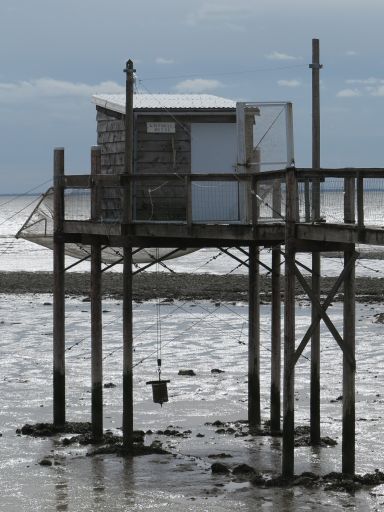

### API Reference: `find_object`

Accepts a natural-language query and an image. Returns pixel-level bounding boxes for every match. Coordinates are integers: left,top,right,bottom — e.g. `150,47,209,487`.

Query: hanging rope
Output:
155,248,162,379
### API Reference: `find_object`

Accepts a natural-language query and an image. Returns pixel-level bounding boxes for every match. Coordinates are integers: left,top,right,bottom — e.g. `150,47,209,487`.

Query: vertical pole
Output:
270,179,281,434
282,167,296,478
248,242,260,429
91,146,103,440
246,109,261,430
122,247,133,452
122,59,135,452
310,38,322,444
342,247,356,475
123,59,135,224
53,147,65,427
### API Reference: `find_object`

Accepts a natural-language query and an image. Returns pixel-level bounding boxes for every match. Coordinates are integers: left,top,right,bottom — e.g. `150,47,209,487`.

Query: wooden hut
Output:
92,93,240,223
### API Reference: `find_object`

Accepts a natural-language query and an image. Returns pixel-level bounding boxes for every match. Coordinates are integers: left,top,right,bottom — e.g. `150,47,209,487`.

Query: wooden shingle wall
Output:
96,107,235,221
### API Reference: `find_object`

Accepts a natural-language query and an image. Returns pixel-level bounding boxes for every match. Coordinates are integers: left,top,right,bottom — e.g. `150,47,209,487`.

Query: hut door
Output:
191,123,239,222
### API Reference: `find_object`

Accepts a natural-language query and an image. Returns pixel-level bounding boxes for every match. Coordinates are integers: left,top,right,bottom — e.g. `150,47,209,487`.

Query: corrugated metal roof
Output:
92,93,236,113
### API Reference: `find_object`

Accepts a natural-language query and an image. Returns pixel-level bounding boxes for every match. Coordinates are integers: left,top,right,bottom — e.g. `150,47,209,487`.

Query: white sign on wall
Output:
147,122,176,134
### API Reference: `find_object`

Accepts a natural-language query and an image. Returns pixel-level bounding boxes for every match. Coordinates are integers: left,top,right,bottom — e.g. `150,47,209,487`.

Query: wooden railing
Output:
59,166,384,227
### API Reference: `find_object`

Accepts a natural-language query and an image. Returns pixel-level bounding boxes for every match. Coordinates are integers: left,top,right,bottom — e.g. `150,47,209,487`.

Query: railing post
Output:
344,176,356,224
53,147,66,427
357,172,364,229
185,174,192,229
91,146,102,221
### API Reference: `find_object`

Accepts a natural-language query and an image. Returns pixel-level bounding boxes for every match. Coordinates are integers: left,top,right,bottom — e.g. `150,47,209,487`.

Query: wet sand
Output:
1,270,384,302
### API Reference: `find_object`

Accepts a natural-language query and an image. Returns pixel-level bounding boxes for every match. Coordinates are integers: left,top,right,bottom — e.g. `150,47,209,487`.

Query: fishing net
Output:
16,188,196,265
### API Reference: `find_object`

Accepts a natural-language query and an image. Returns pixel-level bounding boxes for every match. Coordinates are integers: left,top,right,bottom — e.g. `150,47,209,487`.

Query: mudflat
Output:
1,271,383,302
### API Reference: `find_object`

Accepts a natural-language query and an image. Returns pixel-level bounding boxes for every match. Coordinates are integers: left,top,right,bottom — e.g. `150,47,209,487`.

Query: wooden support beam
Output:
53,147,66,427
91,146,103,441
122,247,134,453
270,247,281,434
91,241,103,440
342,247,356,475
282,166,296,478
248,242,261,429
271,178,282,434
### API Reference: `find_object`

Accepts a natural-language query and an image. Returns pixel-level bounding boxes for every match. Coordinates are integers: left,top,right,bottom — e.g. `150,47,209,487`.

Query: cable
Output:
139,63,307,82
0,195,42,227
0,178,52,209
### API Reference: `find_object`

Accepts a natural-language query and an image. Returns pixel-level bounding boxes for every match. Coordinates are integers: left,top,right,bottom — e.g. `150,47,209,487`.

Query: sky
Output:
1,0,384,192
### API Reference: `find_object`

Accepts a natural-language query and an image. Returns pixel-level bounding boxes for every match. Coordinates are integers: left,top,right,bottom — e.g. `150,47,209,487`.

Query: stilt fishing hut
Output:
43,39,384,479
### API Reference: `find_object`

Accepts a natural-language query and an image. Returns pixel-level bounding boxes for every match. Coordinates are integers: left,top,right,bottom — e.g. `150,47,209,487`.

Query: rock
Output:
150,440,163,450
226,428,236,434
232,463,255,475
103,382,116,389
330,395,343,403
208,453,232,459
211,369,225,374
215,428,226,434
212,420,225,427
39,458,53,466
196,433,205,438
43,302,52,306
211,462,230,474
82,297,91,302
178,369,196,376
321,436,337,447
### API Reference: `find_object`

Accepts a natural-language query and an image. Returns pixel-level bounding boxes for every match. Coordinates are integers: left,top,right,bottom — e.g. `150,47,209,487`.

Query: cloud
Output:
336,88,361,97
346,77,382,85
346,50,358,56
265,51,298,61
187,3,252,31
277,79,301,87
340,77,384,97
174,78,222,93
0,78,124,103
156,57,174,65
367,86,384,96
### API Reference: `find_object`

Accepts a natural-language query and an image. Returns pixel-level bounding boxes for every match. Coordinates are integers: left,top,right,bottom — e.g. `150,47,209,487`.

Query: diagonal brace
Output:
294,265,356,370
293,251,358,365
133,248,181,275
101,247,143,273
237,246,273,273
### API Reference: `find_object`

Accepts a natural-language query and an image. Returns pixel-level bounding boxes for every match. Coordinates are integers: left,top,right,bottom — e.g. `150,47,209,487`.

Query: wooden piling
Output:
91,146,103,440
282,167,296,478
310,37,322,445
342,247,356,475
53,147,66,427
122,59,135,453
248,242,261,429
122,247,134,453
270,179,281,434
